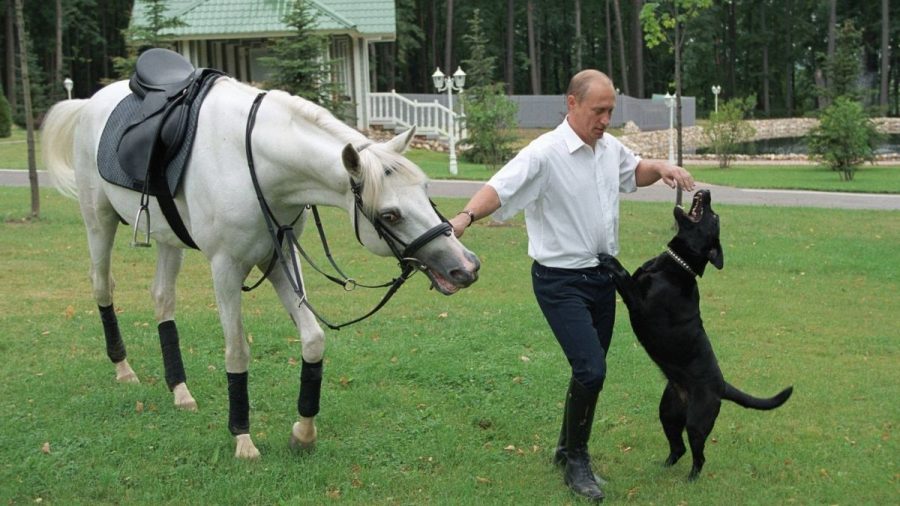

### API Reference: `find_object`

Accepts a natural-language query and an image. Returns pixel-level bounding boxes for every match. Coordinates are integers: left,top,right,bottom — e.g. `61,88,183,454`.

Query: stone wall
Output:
618,117,900,160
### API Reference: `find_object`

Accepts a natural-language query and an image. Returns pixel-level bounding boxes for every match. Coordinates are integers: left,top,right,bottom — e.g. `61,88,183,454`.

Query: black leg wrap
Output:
158,320,187,391
297,359,323,418
227,371,250,436
99,305,127,363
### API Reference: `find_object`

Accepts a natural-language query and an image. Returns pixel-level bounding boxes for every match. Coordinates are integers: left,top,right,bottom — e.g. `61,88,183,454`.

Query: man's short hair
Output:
567,70,614,102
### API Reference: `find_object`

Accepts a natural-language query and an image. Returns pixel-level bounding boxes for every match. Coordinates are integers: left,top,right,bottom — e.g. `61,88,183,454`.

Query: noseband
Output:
242,92,451,329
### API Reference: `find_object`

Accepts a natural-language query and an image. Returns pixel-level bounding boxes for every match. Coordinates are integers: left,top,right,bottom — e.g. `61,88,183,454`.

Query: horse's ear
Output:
342,143,362,178
385,126,416,154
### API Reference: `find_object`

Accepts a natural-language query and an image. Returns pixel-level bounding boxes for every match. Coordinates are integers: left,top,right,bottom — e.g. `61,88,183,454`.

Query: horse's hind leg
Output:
265,258,325,452
151,243,197,411
81,192,139,383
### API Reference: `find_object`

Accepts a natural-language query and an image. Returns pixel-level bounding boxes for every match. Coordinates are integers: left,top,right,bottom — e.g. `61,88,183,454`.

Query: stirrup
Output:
131,204,152,247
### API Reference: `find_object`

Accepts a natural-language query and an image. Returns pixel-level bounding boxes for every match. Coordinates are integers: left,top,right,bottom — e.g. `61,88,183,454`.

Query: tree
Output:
807,97,880,182
641,0,713,166
612,0,629,95
111,0,186,80
526,0,540,94
702,96,756,168
460,9,518,169
259,0,344,118
14,0,38,218
880,0,890,113
823,20,864,103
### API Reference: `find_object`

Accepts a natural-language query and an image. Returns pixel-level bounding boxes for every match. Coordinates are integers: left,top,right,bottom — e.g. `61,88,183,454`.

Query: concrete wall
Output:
399,93,696,131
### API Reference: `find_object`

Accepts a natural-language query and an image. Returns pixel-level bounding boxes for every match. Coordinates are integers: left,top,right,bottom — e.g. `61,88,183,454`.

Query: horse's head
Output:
340,128,480,295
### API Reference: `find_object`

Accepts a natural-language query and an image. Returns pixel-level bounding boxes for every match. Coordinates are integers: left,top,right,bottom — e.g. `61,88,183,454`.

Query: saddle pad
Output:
96,77,219,196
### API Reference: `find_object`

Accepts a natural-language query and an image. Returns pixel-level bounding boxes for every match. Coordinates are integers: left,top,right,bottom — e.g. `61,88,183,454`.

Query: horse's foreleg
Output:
151,243,196,411
211,256,260,459
266,259,325,452
81,194,139,383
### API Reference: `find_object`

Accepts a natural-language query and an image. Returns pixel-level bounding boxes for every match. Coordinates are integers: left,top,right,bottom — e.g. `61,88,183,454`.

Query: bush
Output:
702,96,756,168
0,85,11,138
807,97,880,181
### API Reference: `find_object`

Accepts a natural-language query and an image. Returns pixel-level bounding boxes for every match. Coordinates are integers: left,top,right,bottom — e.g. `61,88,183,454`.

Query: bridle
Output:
242,92,452,330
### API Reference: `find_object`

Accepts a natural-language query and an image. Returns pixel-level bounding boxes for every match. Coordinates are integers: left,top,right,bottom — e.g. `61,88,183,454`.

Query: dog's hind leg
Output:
659,382,687,467
684,390,721,481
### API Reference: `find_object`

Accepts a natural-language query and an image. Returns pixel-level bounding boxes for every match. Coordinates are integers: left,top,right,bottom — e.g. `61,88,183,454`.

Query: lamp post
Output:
431,66,466,175
63,77,73,100
664,92,675,165
711,85,721,114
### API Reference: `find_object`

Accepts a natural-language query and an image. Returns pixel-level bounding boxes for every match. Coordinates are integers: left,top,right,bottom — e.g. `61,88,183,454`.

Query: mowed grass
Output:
1,187,897,504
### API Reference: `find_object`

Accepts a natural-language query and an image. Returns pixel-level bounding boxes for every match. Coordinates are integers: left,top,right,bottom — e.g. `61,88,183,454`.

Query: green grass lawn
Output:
1,187,897,504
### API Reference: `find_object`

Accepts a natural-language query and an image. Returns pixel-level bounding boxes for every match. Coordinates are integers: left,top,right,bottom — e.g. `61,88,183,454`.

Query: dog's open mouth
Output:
683,190,710,223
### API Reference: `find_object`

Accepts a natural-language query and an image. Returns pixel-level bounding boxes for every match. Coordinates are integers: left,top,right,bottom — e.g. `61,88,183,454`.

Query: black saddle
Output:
117,48,225,186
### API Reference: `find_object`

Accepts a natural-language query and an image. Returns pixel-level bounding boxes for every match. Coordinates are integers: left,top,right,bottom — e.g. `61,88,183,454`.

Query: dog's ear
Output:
707,239,724,270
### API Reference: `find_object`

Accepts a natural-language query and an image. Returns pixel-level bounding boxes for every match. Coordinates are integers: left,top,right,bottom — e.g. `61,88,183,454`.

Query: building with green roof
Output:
131,0,396,128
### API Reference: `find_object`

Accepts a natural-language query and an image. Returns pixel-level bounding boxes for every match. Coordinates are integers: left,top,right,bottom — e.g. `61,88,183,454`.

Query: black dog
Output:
597,190,792,481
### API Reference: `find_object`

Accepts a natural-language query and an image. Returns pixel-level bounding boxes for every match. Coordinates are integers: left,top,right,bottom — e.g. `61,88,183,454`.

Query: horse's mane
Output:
266,88,427,213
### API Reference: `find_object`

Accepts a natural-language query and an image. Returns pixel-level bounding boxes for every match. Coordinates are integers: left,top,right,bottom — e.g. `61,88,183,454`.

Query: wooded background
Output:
1,0,896,124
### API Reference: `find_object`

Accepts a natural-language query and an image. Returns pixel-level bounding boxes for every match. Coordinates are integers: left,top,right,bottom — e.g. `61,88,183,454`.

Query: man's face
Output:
566,80,616,146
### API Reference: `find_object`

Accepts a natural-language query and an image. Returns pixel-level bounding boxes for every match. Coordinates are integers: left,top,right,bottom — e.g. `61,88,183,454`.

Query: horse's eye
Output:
380,210,401,223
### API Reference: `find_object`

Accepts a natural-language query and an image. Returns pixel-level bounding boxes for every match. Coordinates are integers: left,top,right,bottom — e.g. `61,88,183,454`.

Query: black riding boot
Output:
563,378,605,502
552,379,571,468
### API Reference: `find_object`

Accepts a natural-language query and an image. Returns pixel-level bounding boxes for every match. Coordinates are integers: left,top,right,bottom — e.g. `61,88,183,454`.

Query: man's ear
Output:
384,126,416,154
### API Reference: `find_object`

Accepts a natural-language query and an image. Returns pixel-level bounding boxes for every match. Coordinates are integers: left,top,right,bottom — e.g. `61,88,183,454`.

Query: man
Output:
449,70,694,501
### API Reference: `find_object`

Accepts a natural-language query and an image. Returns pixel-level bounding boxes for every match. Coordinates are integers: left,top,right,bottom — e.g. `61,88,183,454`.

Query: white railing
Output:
368,90,466,141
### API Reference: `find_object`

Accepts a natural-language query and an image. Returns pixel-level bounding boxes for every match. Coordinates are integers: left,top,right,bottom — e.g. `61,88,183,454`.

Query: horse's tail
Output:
41,99,90,199
723,383,793,410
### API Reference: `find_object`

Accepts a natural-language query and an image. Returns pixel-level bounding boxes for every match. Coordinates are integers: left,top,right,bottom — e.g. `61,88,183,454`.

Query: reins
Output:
241,92,450,330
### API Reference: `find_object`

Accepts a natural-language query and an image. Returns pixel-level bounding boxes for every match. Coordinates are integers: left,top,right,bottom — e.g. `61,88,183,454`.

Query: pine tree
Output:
260,0,345,119
111,0,186,80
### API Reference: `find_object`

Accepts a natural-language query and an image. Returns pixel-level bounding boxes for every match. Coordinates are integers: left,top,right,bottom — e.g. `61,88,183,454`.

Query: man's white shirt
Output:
487,118,639,269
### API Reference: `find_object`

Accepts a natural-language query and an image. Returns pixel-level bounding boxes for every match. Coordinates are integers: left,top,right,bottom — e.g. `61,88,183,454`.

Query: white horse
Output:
42,77,480,459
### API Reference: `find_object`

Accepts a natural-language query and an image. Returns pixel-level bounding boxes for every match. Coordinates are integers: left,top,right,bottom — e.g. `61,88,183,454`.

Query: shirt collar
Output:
560,116,607,154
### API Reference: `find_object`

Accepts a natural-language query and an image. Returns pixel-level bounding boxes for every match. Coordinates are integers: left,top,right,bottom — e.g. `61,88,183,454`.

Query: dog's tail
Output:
723,383,793,410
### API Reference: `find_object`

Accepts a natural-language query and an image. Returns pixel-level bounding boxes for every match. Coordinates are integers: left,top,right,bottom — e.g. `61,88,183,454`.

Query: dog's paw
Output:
596,253,625,274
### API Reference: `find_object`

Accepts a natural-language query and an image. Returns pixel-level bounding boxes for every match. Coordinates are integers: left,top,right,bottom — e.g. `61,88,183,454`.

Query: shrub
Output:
0,85,11,138
702,96,756,168
807,97,880,181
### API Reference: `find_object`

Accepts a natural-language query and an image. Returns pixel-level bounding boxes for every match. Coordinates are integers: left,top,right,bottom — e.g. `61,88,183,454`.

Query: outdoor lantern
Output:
432,68,446,91
63,77,74,100
452,67,466,89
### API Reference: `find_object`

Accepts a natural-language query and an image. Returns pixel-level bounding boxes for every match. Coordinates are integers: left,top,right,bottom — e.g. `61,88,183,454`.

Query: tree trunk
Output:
444,0,454,72
575,0,582,71
784,0,794,115
429,0,437,76
56,0,63,97
675,17,683,168
612,0,629,95
605,0,614,79
631,0,644,98
881,0,890,112
5,1,16,113
14,0,38,218
506,0,515,94
761,0,770,115
825,0,836,103
527,0,541,94
726,0,737,97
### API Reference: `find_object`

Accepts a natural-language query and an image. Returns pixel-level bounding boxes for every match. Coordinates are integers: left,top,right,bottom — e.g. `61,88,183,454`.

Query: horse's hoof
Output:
173,383,198,411
234,434,260,459
289,420,316,453
115,360,140,384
